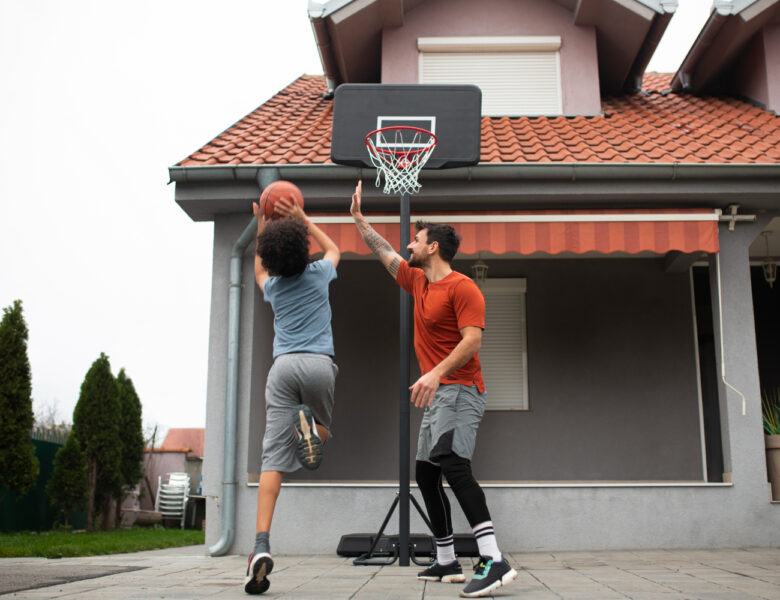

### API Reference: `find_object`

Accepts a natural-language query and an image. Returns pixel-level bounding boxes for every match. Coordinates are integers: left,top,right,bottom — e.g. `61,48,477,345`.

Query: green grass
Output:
0,526,205,558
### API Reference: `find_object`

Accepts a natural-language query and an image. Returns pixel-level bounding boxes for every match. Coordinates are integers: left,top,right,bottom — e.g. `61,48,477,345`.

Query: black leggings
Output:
415,454,491,538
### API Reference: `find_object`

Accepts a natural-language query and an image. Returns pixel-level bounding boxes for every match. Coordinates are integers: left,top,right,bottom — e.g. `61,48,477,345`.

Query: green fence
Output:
0,435,86,532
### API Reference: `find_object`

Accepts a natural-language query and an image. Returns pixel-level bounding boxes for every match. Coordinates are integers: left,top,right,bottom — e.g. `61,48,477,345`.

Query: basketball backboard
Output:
331,84,482,170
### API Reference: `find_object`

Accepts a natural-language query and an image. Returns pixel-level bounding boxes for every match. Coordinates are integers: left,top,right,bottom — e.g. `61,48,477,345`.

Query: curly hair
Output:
256,218,310,277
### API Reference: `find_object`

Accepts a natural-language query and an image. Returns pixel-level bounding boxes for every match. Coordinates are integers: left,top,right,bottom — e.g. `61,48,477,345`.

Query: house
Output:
139,427,205,510
169,0,780,555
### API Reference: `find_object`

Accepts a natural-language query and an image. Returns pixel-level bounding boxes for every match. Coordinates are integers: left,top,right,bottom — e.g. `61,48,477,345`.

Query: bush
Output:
47,434,88,526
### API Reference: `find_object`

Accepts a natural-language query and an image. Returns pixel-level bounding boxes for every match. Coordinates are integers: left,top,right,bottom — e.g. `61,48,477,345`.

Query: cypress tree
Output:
0,300,39,503
72,353,121,530
47,434,88,526
114,369,144,527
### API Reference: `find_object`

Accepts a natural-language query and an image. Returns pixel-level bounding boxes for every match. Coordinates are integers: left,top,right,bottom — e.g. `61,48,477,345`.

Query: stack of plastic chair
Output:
155,472,191,529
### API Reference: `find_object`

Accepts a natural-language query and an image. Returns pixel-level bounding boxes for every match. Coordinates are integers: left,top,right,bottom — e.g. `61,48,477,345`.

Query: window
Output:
418,36,562,116
479,278,529,410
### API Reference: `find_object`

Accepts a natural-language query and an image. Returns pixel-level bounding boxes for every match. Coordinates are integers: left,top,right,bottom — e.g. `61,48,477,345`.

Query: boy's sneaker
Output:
460,556,517,598
417,560,466,583
293,404,323,470
244,552,273,595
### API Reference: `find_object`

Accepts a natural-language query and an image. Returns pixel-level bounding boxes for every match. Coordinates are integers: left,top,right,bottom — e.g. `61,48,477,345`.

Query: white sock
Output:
435,534,456,564
472,521,502,562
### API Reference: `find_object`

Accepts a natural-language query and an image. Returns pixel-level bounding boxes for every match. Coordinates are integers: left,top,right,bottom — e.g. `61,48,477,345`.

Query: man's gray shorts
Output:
262,353,338,473
416,384,487,464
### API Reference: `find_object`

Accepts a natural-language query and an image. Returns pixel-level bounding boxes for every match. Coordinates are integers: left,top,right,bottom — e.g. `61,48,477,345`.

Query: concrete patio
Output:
1,545,780,599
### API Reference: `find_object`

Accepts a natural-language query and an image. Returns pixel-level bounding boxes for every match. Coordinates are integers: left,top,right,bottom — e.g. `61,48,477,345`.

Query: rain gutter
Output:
208,168,279,557
169,162,780,185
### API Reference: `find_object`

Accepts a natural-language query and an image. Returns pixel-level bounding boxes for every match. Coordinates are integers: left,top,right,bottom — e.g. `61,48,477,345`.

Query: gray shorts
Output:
261,353,338,473
416,384,487,464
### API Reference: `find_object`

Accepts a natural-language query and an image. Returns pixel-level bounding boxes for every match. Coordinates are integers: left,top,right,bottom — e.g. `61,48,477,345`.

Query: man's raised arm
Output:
350,180,404,278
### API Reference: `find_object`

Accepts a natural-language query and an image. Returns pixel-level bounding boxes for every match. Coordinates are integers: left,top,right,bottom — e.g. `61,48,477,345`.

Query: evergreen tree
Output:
72,353,121,530
47,434,88,526
0,300,39,503
114,369,144,527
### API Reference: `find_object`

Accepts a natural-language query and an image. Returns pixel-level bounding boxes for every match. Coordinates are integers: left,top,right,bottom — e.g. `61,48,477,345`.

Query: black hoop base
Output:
352,491,435,567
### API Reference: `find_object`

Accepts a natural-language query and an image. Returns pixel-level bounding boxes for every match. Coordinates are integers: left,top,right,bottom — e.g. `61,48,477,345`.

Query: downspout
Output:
209,167,279,556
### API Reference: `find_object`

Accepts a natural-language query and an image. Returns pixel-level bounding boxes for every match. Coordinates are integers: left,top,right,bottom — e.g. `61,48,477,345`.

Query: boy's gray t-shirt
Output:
262,259,337,358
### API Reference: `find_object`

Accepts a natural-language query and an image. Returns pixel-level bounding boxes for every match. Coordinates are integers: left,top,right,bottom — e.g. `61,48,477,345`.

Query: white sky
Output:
0,0,711,433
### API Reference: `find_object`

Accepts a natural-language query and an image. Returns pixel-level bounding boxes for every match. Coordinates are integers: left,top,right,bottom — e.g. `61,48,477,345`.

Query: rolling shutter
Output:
479,278,528,410
418,37,562,116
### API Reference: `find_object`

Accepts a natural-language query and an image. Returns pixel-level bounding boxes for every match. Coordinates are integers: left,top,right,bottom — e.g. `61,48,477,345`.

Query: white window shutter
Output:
420,50,562,116
479,279,529,410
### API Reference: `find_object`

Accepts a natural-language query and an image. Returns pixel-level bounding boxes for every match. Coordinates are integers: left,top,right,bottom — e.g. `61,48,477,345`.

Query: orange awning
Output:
308,209,719,256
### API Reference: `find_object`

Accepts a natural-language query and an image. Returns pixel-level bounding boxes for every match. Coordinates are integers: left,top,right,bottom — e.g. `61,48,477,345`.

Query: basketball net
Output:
365,126,437,196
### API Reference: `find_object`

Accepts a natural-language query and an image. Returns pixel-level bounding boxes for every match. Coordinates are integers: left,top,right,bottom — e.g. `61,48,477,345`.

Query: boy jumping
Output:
244,195,340,595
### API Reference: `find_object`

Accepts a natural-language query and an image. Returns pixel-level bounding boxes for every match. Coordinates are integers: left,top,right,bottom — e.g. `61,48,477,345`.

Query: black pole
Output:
399,190,411,566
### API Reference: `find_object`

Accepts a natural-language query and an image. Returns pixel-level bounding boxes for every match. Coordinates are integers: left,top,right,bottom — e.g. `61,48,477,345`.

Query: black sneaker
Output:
460,556,517,598
417,560,466,583
244,552,273,594
293,404,324,470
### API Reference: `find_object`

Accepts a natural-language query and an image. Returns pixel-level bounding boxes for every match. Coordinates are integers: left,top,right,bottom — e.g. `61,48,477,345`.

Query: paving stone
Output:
2,547,780,600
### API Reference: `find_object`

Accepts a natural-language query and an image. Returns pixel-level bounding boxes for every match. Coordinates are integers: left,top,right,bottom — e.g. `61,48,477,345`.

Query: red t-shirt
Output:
396,260,485,392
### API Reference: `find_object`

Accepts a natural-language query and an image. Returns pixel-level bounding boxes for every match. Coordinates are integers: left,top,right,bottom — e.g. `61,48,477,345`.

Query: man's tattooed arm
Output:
354,216,402,277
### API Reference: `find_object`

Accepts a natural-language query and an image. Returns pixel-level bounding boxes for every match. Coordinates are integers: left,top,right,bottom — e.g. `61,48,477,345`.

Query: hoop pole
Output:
399,190,411,567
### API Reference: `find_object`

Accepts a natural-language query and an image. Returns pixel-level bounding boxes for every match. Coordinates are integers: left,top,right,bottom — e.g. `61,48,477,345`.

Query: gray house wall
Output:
247,257,704,483
204,216,780,554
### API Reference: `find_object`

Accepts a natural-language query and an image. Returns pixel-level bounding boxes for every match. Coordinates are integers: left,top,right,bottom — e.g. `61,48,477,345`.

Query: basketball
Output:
259,180,304,221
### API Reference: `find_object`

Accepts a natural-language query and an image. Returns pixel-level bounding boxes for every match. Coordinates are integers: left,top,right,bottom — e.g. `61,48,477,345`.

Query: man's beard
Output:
407,253,424,268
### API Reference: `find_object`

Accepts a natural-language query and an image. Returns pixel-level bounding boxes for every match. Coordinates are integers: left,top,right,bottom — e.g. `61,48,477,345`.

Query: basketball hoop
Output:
365,126,437,196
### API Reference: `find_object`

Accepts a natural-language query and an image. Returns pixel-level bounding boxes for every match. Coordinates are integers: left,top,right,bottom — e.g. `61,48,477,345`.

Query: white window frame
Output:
418,36,563,116
479,278,529,411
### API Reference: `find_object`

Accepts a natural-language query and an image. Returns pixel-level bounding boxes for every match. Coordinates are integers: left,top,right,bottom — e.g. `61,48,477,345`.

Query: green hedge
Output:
0,439,85,532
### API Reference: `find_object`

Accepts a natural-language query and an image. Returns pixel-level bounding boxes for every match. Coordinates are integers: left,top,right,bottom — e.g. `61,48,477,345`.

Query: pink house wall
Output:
730,25,780,113
381,0,602,116
764,24,780,113
138,451,201,510
731,31,769,109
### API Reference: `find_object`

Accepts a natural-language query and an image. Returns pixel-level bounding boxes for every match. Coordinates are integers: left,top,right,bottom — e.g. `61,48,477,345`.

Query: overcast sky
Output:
0,0,712,435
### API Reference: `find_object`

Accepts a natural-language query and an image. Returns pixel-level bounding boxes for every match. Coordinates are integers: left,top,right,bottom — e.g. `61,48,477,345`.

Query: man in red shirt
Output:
350,181,517,598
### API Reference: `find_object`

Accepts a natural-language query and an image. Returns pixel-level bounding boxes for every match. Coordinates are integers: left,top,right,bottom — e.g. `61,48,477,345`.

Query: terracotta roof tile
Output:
177,74,780,167
160,428,205,457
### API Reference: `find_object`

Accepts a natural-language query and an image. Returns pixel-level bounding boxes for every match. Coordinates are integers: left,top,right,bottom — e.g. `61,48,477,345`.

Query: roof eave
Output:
671,0,780,93
170,162,780,222
623,8,676,92
670,11,729,92
169,162,780,184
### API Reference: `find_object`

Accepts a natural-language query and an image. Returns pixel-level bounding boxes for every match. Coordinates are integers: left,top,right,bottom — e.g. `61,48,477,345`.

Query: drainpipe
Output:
209,168,279,556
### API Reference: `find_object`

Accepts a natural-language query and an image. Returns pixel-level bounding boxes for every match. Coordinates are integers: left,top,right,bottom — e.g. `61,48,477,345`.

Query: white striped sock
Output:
472,521,502,562
435,534,456,564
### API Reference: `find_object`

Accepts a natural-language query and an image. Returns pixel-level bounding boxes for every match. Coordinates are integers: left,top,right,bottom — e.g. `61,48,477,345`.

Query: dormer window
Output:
418,36,563,117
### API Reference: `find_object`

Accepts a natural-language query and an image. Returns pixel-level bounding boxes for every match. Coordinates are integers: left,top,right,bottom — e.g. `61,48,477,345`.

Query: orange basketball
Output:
259,180,304,221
